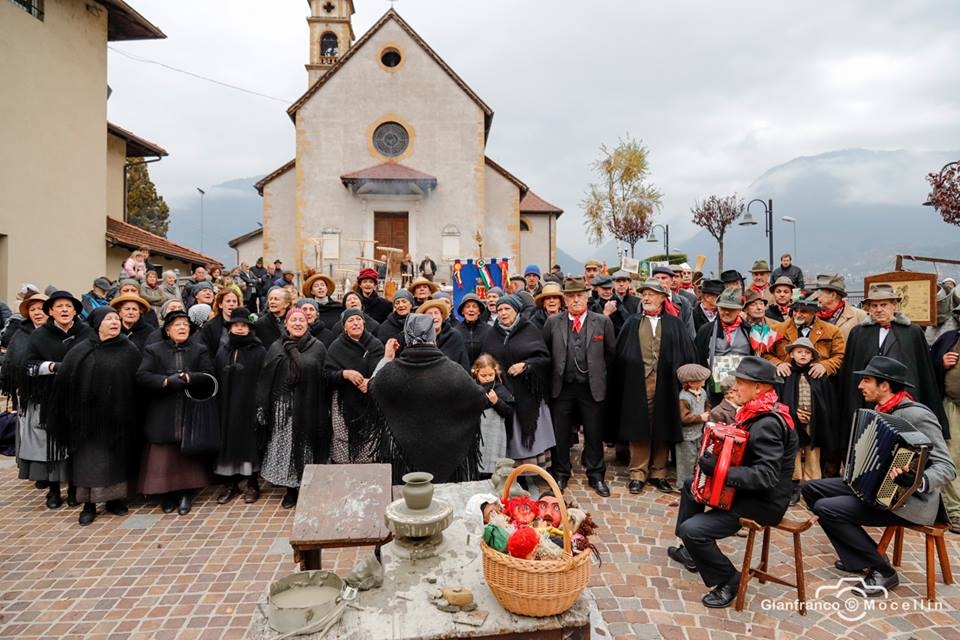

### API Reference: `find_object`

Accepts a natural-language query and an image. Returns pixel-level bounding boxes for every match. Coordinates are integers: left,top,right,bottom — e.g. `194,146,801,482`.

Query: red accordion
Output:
692,422,749,510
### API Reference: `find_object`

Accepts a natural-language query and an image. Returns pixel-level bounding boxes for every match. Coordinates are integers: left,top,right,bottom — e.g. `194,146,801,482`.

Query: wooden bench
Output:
735,514,819,615
877,522,954,602
289,463,393,570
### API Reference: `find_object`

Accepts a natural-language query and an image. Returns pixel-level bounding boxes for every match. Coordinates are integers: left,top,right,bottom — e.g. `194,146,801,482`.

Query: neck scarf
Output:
700,304,717,321
776,303,791,317
680,282,695,290
817,300,844,322
736,387,795,429
645,298,680,318
721,315,743,343
876,390,913,414
750,283,767,296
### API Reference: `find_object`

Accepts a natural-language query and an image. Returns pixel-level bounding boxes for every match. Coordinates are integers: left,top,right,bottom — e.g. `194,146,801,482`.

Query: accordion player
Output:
692,422,749,510
843,409,932,511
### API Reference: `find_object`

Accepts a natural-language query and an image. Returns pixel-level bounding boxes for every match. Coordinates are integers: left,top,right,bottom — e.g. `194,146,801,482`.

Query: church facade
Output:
255,1,561,283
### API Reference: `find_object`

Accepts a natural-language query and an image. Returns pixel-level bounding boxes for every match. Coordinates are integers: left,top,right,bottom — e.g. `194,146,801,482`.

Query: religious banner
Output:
451,258,510,318
863,271,937,326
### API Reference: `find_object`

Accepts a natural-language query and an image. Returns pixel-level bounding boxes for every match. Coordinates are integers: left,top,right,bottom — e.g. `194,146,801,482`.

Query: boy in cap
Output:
676,363,712,485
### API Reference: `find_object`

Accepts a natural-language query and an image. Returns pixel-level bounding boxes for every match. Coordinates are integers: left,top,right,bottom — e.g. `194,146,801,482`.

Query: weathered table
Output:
289,463,394,571
255,479,594,639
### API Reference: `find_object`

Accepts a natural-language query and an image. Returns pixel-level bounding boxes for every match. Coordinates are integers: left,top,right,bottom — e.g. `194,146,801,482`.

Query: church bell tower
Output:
306,0,356,86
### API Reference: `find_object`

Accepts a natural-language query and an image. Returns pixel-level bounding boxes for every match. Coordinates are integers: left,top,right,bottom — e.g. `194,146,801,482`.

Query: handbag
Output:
181,373,220,456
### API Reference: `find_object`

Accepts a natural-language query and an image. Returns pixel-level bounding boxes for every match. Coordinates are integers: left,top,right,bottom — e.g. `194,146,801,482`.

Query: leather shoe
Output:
216,484,241,504
244,484,261,504
78,503,96,526
161,495,177,513
860,569,898,596
45,489,63,510
667,545,698,572
177,494,192,516
589,480,611,497
650,478,675,493
628,480,645,494
835,559,860,573
281,488,299,509
789,483,801,506
702,574,740,608
105,500,128,516
66,486,79,508
554,477,569,492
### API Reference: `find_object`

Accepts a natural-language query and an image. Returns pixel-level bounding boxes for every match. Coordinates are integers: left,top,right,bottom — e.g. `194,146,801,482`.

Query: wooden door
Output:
374,212,408,257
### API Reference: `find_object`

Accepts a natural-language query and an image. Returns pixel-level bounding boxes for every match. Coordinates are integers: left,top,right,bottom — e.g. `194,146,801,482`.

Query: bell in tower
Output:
306,0,356,85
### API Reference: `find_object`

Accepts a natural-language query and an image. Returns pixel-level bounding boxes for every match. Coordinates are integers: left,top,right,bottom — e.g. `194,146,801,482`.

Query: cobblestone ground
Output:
1,448,958,640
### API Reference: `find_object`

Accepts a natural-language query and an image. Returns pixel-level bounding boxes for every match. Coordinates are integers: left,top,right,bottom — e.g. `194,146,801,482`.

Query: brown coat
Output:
765,317,846,375
832,303,868,341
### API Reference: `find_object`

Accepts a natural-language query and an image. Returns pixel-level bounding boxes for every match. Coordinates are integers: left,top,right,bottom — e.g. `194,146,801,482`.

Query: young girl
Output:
472,353,515,478
676,363,713,485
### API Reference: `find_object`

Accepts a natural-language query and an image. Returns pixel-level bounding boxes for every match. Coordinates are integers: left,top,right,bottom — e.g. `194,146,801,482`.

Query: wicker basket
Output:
480,463,591,617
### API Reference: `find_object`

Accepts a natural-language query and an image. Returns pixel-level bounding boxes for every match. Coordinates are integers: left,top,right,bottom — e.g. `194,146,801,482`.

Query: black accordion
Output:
843,409,932,511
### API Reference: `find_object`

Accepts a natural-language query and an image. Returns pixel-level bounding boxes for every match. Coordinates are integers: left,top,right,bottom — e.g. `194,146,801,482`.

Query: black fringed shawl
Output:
367,345,487,484
777,363,839,452
0,322,36,410
324,330,384,458
46,334,143,464
256,333,330,467
215,332,267,466
22,318,93,424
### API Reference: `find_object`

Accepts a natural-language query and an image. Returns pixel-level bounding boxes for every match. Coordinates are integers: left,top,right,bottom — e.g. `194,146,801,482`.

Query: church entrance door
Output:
374,212,409,257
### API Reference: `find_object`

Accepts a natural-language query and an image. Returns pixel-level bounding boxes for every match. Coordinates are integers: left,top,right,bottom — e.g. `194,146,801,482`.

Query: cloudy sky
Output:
105,1,960,259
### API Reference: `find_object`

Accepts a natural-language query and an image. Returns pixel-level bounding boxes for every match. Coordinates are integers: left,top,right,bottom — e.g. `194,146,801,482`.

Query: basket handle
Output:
501,463,572,557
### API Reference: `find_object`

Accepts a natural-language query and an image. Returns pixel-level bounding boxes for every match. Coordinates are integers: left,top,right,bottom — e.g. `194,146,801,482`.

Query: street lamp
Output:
196,187,206,252
781,215,798,263
739,198,774,266
647,223,669,260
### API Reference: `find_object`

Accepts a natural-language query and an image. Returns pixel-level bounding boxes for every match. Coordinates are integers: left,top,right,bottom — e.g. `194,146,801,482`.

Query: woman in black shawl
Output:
22,291,93,508
255,287,291,348
454,294,491,363
478,295,556,473
303,273,345,330
331,291,381,338
325,308,384,464
213,308,267,504
256,307,329,508
417,299,470,371
376,290,414,343
296,298,336,347
47,307,142,525
200,288,241,359
136,310,215,515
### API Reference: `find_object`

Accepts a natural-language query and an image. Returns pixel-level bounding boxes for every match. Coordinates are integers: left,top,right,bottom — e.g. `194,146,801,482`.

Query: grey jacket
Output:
890,401,957,526
542,311,616,402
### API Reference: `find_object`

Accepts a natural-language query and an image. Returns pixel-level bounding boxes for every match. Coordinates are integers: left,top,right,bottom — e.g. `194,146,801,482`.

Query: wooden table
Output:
289,463,393,570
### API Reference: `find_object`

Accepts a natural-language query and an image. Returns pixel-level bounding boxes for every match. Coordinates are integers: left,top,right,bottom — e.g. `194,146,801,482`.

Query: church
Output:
250,1,562,284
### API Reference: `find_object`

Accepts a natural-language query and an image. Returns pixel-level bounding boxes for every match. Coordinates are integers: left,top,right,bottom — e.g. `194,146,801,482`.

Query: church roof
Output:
484,156,528,196
98,0,166,41
107,122,168,158
254,159,296,195
287,9,494,139
521,190,564,216
340,162,438,194
106,216,220,267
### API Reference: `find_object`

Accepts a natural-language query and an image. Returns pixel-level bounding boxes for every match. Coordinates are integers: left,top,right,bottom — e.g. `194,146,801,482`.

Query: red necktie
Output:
572,315,582,333
881,323,892,329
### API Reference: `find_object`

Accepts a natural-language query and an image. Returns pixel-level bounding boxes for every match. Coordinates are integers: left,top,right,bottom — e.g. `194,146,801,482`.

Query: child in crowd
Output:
708,375,740,424
676,364,713,485
472,353,515,479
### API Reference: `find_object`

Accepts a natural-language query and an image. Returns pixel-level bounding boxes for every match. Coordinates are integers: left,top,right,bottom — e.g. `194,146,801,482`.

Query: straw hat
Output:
18,294,49,317
110,293,150,314
302,273,336,298
535,282,564,306
407,276,440,294
416,299,449,320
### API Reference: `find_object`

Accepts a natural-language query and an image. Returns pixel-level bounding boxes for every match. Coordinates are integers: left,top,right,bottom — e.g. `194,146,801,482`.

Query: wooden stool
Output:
877,522,954,602
735,514,818,615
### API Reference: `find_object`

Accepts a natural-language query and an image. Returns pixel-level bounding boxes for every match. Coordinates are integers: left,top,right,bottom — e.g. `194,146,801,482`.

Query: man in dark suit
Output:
543,278,616,496
668,357,798,608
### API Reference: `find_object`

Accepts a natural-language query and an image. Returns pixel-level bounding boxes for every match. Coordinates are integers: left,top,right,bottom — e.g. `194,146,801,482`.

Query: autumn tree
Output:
582,136,663,257
690,194,744,272
926,161,960,226
126,159,170,237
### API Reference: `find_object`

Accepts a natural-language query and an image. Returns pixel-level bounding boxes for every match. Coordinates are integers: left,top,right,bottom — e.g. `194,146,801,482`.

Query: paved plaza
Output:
1,451,959,640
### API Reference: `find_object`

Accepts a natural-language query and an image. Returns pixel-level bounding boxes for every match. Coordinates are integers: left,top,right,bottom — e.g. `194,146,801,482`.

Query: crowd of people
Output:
1,248,958,609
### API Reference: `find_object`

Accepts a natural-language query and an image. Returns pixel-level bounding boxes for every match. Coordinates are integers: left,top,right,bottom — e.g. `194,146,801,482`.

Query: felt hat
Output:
192,281,215,294
18,294,48,317
110,293,150,314
225,307,257,326
677,363,711,383
302,273,336,297
750,260,771,274
590,275,614,289
509,273,526,283
743,289,768,306
93,276,113,291
854,355,914,388
407,276,440,294
700,279,725,296
457,293,484,315
534,283,564,305
862,283,902,304
486,286,504,297
611,270,632,281
583,259,603,269
417,299,450,320
560,278,590,294
813,274,847,296
392,289,415,304
162,309,191,330
496,294,522,313
720,269,744,284
716,287,745,310
357,268,379,283
42,291,82,315
731,356,781,385
652,265,675,277
769,276,795,292
639,279,668,295
87,306,118,331
785,336,821,361
273,259,283,265
523,264,541,278
791,294,820,311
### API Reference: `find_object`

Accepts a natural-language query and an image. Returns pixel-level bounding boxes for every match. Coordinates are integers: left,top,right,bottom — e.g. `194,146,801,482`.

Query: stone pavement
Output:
1,450,959,640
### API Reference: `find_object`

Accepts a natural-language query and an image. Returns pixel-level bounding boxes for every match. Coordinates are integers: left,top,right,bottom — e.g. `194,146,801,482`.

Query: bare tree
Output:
690,194,745,272
582,136,662,257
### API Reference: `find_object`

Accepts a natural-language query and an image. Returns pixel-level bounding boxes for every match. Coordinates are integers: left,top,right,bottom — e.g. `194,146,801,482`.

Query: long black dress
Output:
324,330,385,463
214,332,267,476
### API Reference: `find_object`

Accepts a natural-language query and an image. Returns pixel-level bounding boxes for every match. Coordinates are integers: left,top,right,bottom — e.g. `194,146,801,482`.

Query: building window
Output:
441,225,461,261
8,0,43,19
519,218,531,232
373,122,409,157
320,32,339,57
381,48,402,68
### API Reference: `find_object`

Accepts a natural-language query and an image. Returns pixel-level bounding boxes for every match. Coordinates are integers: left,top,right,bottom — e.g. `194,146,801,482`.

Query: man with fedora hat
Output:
695,287,752,401
543,278,616,496
669,356,798,608
651,265,696,339
839,283,948,448
803,356,956,593
693,279,724,333
747,260,773,304
719,269,744,294
813,274,867,340
609,280,696,495
766,276,795,324
765,295,844,379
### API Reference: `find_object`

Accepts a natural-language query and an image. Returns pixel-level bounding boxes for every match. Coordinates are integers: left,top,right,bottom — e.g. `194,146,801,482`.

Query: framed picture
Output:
863,271,937,326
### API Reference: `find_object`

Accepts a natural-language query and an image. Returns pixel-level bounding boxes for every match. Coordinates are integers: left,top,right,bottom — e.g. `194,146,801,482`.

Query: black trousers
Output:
550,382,606,482
675,477,743,587
802,477,910,572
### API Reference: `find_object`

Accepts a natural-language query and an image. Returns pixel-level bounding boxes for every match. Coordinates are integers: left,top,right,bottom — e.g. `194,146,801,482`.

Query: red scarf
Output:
776,303,791,317
817,300,844,321
721,315,743,343
736,388,795,429
680,282,695,290
643,299,680,318
750,283,767,297
875,390,913,414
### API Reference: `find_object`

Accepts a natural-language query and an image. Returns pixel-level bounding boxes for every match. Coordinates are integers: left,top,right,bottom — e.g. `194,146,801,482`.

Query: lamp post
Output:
647,223,669,261
739,198,774,266
781,215,797,263
196,187,206,252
